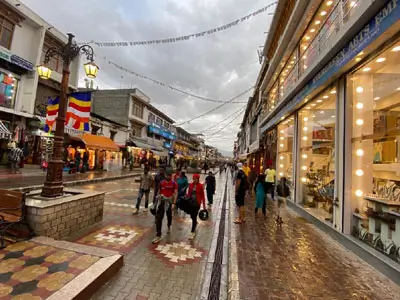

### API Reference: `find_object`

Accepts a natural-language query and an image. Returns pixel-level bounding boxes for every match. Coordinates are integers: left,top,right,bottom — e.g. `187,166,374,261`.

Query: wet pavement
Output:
68,173,224,300
229,183,400,300
0,170,140,190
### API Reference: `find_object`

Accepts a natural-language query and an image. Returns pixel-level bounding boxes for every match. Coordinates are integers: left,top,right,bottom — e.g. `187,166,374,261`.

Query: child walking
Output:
276,176,290,225
254,174,266,216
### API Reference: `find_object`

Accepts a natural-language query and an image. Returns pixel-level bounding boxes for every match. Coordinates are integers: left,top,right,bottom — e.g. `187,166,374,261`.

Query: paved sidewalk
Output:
229,185,400,300
66,174,226,300
0,170,140,190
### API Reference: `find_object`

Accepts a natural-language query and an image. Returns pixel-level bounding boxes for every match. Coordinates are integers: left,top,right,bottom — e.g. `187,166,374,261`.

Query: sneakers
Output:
132,208,139,214
152,236,162,244
143,208,148,213
188,232,196,240
167,226,171,233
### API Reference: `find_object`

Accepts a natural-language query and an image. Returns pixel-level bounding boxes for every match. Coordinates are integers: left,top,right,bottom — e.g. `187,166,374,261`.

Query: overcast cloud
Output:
21,0,274,155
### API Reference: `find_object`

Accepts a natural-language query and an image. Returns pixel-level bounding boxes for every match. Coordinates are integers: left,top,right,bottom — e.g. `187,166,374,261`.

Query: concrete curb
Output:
228,178,240,300
9,172,141,193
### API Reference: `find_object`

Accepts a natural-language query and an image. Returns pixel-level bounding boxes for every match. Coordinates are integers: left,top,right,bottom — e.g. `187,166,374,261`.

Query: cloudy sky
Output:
21,0,274,156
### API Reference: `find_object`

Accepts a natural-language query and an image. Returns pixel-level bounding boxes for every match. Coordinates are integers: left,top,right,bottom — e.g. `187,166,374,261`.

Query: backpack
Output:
238,170,249,191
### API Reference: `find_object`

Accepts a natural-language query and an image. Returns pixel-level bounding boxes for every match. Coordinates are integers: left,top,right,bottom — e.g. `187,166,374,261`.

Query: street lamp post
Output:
37,33,99,197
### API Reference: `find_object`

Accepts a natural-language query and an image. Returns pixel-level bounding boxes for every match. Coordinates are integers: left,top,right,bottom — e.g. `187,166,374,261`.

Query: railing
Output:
279,0,361,99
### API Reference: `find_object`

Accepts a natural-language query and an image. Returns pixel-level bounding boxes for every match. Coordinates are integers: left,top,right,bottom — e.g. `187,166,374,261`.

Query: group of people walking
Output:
233,162,290,224
133,165,217,244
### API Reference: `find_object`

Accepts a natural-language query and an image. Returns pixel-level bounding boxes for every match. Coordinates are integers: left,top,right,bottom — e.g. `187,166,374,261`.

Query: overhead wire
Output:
175,86,253,126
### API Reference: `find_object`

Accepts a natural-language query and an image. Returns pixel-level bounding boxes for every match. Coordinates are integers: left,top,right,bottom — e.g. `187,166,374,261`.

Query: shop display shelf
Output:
353,212,368,220
364,195,400,206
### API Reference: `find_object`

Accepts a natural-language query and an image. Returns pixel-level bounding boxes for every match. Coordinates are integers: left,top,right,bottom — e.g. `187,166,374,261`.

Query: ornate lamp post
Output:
37,33,99,197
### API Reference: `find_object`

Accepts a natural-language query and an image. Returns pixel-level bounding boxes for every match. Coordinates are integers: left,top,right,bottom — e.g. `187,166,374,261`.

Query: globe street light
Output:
38,33,99,197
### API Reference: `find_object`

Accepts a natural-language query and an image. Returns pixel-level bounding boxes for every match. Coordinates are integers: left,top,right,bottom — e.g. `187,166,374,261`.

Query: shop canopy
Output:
78,134,119,151
153,150,169,157
0,121,11,139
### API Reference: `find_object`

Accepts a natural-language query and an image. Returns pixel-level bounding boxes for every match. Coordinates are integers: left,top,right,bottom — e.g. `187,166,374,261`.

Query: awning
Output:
153,150,168,157
128,139,155,149
78,134,119,151
0,121,11,139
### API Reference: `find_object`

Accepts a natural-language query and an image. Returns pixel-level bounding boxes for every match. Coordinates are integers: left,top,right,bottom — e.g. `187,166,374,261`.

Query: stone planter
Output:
26,188,105,240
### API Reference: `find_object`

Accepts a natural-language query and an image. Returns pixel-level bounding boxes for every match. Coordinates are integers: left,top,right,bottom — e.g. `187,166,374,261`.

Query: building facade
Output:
240,0,400,267
0,0,80,165
90,88,176,154
174,127,200,159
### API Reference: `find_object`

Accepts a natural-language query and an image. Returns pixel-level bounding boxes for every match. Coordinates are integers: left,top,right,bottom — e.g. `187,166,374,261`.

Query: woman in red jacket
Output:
187,173,206,240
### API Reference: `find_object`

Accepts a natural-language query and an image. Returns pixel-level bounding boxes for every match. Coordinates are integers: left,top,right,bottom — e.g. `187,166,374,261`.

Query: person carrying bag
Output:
185,174,206,240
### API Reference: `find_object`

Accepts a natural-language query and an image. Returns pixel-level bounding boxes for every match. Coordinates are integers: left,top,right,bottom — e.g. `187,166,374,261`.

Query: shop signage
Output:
261,0,400,133
163,142,172,149
148,124,176,140
0,46,34,71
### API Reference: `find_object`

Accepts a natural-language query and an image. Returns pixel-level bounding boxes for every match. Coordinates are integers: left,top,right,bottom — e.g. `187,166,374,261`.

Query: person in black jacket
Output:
205,171,216,206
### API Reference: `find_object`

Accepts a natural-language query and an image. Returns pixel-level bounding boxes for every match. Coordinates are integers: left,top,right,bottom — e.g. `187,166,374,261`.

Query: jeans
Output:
155,199,172,237
136,188,150,209
11,161,20,173
206,189,214,205
190,211,198,233
265,182,275,199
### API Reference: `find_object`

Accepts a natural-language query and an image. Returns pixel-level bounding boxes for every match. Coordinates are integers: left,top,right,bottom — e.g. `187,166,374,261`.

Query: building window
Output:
91,125,101,135
276,116,295,201
0,71,18,109
132,100,144,119
148,112,155,124
110,130,117,141
347,42,400,264
156,117,163,126
164,121,170,129
298,87,336,224
132,123,143,138
0,16,14,49
250,120,258,145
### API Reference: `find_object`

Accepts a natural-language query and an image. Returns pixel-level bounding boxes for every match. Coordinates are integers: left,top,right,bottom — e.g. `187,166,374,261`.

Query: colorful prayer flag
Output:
66,92,92,132
44,96,60,132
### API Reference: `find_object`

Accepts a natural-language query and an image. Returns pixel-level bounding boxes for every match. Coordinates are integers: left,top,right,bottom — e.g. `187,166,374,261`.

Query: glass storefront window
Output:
277,116,295,200
348,41,400,263
268,82,278,113
298,89,336,223
0,71,18,109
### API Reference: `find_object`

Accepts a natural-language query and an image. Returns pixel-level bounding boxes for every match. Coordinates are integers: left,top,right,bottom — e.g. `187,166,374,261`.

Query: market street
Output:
50,172,400,299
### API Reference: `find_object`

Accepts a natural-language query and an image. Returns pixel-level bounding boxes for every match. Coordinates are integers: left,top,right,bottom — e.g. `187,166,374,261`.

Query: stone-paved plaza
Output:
2,172,400,299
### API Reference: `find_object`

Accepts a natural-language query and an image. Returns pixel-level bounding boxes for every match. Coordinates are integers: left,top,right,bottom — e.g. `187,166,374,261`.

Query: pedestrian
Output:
205,171,216,206
152,168,178,244
242,162,251,177
234,162,249,224
276,176,290,224
248,168,257,197
264,164,276,200
133,166,153,214
254,174,266,216
186,174,206,239
82,151,89,173
203,161,209,174
8,144,23,174
176,171,189,214
75,152,81,173
152,166,166,209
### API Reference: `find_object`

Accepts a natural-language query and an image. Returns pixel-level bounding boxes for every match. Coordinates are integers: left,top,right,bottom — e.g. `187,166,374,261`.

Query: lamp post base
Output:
41,160,64,198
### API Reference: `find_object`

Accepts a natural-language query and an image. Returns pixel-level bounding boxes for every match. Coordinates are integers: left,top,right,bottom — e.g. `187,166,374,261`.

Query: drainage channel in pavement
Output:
200,175,229,300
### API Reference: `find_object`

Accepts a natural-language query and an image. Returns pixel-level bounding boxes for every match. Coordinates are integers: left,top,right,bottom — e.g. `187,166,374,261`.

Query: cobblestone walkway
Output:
69,174,225,300
230,185,400,300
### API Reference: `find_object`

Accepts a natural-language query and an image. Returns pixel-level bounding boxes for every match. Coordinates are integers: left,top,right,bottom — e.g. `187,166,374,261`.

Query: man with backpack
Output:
234,162,249,224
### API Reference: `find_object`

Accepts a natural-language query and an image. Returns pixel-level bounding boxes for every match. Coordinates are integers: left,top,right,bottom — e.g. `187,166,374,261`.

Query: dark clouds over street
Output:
21,0,274,155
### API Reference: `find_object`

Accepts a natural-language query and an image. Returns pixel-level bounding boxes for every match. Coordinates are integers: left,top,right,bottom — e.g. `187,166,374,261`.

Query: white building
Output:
0,0,81,165
90,88,176,156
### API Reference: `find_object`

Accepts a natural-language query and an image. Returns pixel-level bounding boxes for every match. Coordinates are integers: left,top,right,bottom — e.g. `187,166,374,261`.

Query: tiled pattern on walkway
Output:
68,174,225,300
230,185,400,300
0,241,99,300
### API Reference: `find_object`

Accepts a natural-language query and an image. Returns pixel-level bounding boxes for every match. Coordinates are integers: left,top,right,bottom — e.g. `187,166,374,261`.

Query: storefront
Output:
76,134,121,171
258,0,400,265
